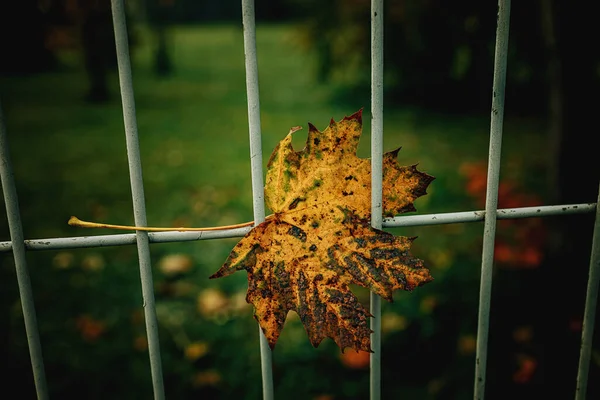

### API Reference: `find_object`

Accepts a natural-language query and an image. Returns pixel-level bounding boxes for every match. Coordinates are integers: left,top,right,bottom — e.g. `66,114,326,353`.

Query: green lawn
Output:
0,23,549,399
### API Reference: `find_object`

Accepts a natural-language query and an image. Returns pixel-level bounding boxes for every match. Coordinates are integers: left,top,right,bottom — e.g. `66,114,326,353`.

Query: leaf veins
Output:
210,109,434,352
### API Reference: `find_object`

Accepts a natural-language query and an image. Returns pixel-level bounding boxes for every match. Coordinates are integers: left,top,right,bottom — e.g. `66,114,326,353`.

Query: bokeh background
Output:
0,0,598,399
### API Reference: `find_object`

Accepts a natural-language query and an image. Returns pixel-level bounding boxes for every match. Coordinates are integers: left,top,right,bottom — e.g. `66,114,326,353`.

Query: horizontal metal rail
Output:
385,202,596,227
0,203,594,253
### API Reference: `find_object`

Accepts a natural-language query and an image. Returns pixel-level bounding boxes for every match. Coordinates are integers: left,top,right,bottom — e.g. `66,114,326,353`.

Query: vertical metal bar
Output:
370,0,384,399
575,183,600,400
473,1,511,399
240,1,274,399
0,100,49,400
110,1,165,398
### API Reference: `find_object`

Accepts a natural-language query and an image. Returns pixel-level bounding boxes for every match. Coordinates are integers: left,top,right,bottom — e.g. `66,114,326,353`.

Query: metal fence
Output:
0,0,598,399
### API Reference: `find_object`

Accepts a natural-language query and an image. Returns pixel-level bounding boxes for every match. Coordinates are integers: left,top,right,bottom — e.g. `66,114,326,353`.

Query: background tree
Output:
77,0,117,102
543,0,600,397
296,0,551,116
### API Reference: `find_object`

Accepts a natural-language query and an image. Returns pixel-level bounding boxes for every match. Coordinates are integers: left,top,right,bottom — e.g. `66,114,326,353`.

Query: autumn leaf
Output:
210,109,434,352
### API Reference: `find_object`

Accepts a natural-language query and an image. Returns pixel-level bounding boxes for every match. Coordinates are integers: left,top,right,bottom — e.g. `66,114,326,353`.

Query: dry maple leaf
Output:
210,109,434,352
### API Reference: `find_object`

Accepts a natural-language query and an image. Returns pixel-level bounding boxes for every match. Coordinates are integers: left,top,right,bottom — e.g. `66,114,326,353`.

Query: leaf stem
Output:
68,216,260,232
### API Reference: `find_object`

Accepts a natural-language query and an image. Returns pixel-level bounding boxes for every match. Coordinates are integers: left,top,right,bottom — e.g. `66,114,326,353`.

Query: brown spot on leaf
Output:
289,197,305,210
287,225,307,242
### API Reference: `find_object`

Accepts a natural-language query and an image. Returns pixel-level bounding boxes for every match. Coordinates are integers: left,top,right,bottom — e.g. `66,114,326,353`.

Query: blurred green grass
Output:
0,23,548,399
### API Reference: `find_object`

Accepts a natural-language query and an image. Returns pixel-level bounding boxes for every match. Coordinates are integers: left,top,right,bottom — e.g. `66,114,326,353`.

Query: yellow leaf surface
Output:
210,109,434,352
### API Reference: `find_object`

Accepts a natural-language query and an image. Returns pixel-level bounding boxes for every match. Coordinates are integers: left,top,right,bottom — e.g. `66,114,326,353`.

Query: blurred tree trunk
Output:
77,0,117,103
542,0,600,398
144,0,176,77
